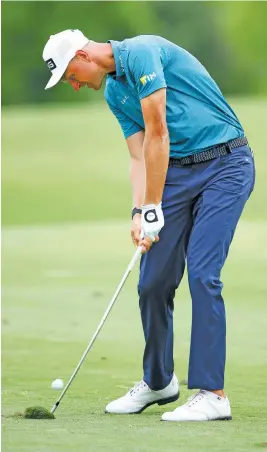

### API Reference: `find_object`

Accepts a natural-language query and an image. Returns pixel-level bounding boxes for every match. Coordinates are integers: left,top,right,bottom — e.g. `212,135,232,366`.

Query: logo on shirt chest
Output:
140,72,157,85
119,55,125,74
121,95,129,104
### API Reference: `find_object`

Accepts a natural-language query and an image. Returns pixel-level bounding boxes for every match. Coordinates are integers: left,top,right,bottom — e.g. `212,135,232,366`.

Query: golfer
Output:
43,30,255,421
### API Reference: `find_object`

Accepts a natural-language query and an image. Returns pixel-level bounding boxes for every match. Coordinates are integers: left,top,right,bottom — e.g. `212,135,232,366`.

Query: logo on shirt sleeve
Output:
140,72,157,85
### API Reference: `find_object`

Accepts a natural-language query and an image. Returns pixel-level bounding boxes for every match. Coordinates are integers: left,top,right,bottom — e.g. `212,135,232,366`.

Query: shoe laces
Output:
128,380,150,396
186,390,206,407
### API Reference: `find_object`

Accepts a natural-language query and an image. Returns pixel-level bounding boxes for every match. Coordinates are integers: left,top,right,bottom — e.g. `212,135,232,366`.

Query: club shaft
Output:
50,246,142,414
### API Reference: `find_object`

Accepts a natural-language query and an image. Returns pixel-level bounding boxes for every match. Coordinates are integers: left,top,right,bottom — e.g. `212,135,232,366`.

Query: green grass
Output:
2,98,267,226
2,99,267,451
1,102,131,226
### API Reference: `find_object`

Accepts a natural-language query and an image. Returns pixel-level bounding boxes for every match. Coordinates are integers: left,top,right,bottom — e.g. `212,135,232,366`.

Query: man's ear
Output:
75,50,90,61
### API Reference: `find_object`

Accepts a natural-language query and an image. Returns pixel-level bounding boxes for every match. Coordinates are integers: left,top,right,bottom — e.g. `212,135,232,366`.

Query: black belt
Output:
169,137,249,166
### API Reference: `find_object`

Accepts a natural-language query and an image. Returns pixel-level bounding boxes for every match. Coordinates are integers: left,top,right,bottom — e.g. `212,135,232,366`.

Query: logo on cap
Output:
46,58,57,71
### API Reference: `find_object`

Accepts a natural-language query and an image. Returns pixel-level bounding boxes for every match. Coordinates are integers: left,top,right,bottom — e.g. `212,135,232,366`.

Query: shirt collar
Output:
108,40,125,78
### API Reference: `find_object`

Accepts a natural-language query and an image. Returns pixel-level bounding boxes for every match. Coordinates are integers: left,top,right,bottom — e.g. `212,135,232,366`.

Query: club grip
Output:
127,246,142,272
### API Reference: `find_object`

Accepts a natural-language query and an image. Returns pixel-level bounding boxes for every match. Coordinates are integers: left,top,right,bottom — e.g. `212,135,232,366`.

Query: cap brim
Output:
44,62,69,90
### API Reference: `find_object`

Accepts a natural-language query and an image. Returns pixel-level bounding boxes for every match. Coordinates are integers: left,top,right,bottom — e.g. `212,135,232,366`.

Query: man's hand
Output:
131,212,156,254
141,203,164,242
131,213,142,247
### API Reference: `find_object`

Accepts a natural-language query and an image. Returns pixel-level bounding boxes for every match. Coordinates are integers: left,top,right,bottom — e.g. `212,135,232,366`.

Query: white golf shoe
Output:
161,390,232,422
105,375,179,414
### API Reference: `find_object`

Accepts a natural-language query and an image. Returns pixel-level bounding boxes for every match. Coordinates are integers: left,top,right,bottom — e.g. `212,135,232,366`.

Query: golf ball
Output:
51,378,64,390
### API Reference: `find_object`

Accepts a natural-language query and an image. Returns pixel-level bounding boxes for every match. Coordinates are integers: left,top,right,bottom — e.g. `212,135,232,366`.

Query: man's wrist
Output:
142,203,161,211
132,207,142,219
142,203,157,209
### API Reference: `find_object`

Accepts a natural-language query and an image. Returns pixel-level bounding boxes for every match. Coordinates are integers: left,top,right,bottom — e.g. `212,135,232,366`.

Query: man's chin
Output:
87,82,102,91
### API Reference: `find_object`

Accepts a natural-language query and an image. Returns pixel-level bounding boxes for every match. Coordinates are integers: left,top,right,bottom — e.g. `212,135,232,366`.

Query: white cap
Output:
42,29,89,90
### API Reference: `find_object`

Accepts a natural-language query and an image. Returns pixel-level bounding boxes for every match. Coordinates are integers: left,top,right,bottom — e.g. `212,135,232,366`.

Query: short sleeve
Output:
107,99,143,139
128,45,167,100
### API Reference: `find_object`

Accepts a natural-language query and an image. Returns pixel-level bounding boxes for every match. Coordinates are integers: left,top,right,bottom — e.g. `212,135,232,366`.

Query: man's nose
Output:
69,80,80,91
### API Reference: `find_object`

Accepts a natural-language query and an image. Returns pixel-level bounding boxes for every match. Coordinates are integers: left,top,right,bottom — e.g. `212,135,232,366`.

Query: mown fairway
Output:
2,99,267,452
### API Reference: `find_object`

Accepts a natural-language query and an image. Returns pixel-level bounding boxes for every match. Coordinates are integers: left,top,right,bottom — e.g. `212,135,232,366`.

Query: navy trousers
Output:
138,145,255,391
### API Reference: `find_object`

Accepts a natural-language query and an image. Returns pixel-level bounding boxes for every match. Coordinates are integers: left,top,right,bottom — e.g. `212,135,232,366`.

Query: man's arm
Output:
127,90,169,250
126,130,145,210
127,44,169,243
127,131,150,249
140,88,169,205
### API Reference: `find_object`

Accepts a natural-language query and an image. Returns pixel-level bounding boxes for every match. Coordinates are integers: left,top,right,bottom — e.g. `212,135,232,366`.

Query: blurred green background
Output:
2,2,267,452
2,1,267,107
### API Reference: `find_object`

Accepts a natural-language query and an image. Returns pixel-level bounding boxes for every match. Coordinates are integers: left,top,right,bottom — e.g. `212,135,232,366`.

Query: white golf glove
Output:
141,203,164,242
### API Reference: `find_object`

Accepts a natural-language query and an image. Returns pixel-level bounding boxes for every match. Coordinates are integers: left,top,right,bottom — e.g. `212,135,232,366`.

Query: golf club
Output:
50,244,143,414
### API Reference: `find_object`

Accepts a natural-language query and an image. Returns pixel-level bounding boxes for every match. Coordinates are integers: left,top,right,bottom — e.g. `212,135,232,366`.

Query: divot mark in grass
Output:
23,407,55,419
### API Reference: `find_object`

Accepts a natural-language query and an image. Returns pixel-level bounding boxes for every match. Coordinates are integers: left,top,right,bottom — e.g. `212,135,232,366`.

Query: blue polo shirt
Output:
104,35,244,159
